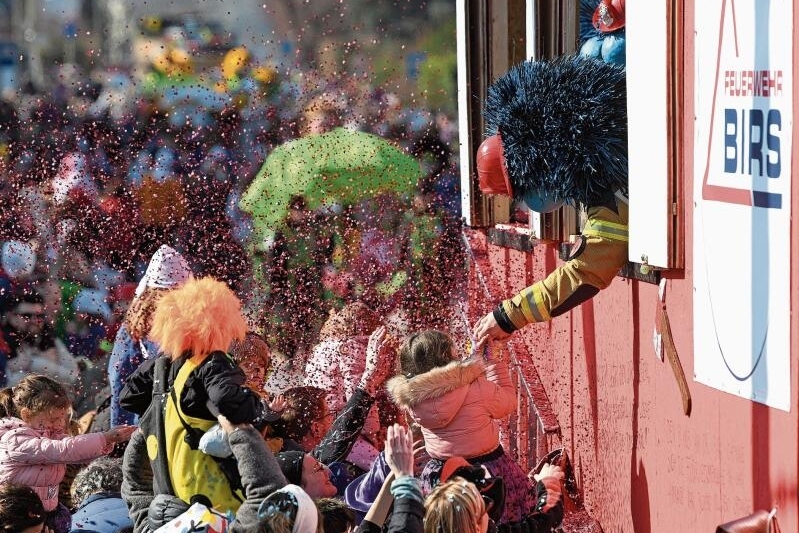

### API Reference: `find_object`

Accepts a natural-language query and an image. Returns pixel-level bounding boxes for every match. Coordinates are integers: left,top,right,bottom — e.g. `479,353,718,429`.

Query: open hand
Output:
268,394,287,413
360,326,396,393
472,311,511,350
532,462,565,482
384,423,415,478
103,425,136,444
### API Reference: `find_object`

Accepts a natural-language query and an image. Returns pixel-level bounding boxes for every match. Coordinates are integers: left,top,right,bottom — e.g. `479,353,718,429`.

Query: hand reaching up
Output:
359,326,397,394
268,394,287,413
532,462,565,483
384,423,415,479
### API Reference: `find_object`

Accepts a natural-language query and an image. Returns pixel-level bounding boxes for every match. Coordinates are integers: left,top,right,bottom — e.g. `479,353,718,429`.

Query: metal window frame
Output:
459,0,683,275
459,0,581,244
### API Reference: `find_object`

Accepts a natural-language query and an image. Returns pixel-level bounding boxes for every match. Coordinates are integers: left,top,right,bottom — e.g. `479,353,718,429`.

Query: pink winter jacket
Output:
0,417,112,511
387,357,516,459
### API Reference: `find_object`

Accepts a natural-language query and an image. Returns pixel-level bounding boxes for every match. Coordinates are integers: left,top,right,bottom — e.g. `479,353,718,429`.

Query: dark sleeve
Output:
493,305,518,334
119,356,157,416
526,477,564,532
121,429,154,533
228,426,288,532
386,497,424,533
355,520,384,533
312,387,375,465
0,342,7,388
201,352,266,424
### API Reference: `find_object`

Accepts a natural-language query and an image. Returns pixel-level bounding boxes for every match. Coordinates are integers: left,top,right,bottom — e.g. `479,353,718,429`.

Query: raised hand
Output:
472,311,511,351
360,326,396,394
268,394,287,413
384,423,415,478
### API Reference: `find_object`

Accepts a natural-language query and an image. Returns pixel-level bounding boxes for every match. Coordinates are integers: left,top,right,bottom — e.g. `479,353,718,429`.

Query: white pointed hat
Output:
134,244,193,297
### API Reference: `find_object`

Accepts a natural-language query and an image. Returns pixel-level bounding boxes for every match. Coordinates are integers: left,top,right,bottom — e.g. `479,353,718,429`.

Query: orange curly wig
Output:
149,277,247,360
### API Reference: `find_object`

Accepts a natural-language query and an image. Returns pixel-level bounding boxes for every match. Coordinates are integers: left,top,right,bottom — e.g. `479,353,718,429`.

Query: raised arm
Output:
312,326,395,464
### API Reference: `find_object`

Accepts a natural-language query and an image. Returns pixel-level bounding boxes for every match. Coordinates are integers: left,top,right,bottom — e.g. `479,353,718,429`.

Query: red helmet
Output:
593,0,626,33
476,134,514,197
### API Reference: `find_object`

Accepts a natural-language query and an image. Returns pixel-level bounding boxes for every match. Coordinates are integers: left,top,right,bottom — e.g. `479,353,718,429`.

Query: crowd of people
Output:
0,49,566,533
0,286,567,533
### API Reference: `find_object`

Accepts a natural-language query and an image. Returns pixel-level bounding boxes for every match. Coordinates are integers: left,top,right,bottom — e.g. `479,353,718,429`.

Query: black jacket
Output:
120,351,266,425
313,387,375,465
355,495,424,533
274,387,376,465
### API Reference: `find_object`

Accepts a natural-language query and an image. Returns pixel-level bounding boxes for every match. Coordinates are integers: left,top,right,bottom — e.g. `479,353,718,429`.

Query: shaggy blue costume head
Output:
481,54,628,207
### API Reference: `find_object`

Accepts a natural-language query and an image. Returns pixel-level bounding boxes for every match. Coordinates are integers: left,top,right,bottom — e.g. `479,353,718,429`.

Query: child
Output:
230,331,273,396
107,244,192,427
386,331,535,526
119,276,275,514
304,301,382,416
0,374,135,533
199,331,286,457
0,483,46,533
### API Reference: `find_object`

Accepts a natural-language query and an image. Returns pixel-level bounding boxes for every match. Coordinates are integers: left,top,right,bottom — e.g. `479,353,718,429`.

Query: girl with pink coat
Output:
0,374,135,533
386,330,536,527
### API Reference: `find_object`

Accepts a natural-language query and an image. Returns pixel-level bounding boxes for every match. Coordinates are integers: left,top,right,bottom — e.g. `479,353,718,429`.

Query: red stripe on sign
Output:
701,0,753,207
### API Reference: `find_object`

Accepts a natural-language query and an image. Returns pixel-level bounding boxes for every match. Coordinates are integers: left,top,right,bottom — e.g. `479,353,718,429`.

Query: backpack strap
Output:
167,358,244,501
139,356,176,496
169,387,205,449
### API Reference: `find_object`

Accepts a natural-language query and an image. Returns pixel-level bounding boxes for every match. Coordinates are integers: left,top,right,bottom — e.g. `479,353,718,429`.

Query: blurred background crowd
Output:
0,0,464,414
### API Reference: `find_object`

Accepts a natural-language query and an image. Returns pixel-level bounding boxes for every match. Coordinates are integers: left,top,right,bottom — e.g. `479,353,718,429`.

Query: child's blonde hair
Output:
0,375,71,419
149,277,247,360
424,476,486,533
123,287,170,341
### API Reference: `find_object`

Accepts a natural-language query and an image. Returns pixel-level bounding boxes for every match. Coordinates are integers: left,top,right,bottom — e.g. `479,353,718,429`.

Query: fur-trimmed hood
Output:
387,357,485,409
387,358,516,459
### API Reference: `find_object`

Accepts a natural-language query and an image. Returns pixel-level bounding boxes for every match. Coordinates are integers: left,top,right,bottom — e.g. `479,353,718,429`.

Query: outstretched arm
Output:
356,424,423,533
384,424,424,533
474,203,627,348
312,326,395,464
